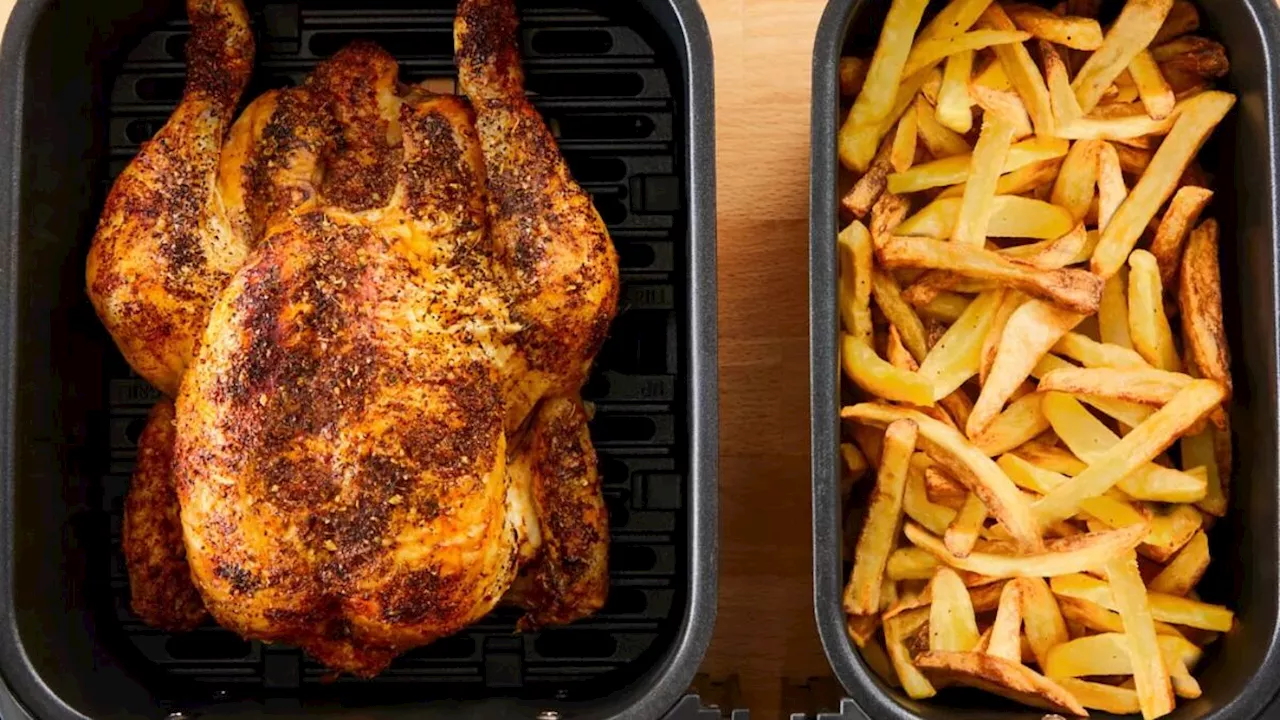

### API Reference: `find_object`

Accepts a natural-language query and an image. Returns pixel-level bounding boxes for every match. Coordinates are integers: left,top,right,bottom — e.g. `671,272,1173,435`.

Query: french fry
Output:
846,613,880,647
890,110,919,173
1149,529,1210,595
897,196,1075,240
1051,140,1102,224
925,466,970,508
1141,504,1203,563
1083,394,1156,428
1099,269,1135,350
857,635,901,688
917,0,996,43
843,136,895,218
1005,3,1103,49
839,0,932,171
888,546,945,581
840,56,870,97
970,300,1085,438
1018,576,1070,668
979,291,1026,385
1091,91,1236,279
1129,249,1183,372
904,30,1032,78
845,420,919,616
842,334,935,406
1182,426,1226,516
987,581,1024,662
1051,573,1235,631
930,568,982,651
1152,36,1230,79
916,96,972,157
872,268,930,363
886,611,938,698
945,493,988,558
1153,0,1199,45
879,236,1103,314
1058,677,1143,714
1151,186,1213,286
980,3,1056,137
914,651,1087,716
1130,49,1177,120
1097,141,1129,231
968,85,1033,139
1034,383,1224,523
1179,219,1232,396
1057,595,1187,640
1072,0,1174,113
907,455,960,534
1107,551,1177,719
918,292,971,323
888,136,1070,194
842,442,871,482
937,50,976,134
844,404,1044,550
918,290,1005,400
1053,332,1151,369
838,221,875,344
972,55,1012,92
1038,366,1193,407
905,521,1145,579
870,193,912,250
973,394,1051,457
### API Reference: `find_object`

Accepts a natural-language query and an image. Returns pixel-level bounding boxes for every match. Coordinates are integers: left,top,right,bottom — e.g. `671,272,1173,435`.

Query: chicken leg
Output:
86,0,254,397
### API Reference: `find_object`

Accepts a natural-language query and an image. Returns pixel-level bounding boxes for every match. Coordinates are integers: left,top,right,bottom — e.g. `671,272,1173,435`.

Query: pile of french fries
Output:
835,0,1236,717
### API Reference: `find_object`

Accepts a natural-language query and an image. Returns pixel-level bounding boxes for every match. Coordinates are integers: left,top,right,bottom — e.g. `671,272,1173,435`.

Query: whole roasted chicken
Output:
86,0,618,676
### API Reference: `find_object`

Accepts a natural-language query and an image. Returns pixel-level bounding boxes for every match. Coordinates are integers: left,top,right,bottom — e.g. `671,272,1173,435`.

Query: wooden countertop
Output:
0,0,835,716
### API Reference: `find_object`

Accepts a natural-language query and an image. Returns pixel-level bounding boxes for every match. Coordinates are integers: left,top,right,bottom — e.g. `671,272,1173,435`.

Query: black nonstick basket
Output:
809,1,1280,719
0,1,719,718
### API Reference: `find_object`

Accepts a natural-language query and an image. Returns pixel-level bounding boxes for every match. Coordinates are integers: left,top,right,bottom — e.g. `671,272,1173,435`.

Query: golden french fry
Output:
918,292,971,323
1051,140,1101,224
898,195,1075,240
842,335,935,406
1057,595,1188,640
1051,573,1234,631
1130,49,1176,120
1005,3,1103,49
1092,91,1236,279
937,50,976,134
970,300,1085,438
839,0,931,171
1098,141,1129,231
916,96,972,157
930,568,982,651
1153,0,1199,45
979,291,1026,386
980,3,1056,137
925,467,970,510
999,453,1147,528
1054,331,1151,369
1058,677,1142,714
1099,268,1134,350
1140,502,1203,563
873,269,930,363
1072,0,1174,113
906,521,1145,579
972,55,1012,92
843,136,895,218
845,404,1044,550
1035,383,1224,523
918,290,1005,401
840,56,870,97
888,136,1070,194
870,193,912,250
941,158,1066,201
1149,530,1210,596
885,610,938,698
1107,551,1177,719
1018,576,1070,668
968,85,1033,139
945,493,987,558
914,651,1087,716
890,110,919,173
1182,426,1226,516
1179,219,1232,396
918,0,996,43
904,30,1032,78
1083,394,1157,428
838,221,875,344
1129,249,1183,372
973,393,1050,457
879,236,1102,314
888,546,944,581
845,420,919,616
987,581,1024,662
1038,366,1193,406
907,456,960,534
1151,186,1213,286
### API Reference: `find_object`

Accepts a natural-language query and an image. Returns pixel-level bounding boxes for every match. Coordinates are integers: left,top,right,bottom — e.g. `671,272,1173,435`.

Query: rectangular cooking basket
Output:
809,0,1280,718
0,1,718,718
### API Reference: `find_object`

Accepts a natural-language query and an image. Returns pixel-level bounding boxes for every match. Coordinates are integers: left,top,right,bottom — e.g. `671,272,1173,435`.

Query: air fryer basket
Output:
0,1,718,718
809,0,1280,719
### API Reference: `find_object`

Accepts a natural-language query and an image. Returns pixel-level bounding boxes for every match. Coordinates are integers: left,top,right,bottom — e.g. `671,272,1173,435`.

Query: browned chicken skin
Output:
94,0,618,676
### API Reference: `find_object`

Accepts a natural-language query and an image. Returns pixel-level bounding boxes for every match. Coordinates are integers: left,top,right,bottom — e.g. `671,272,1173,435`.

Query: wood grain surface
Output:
0,0,835,716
